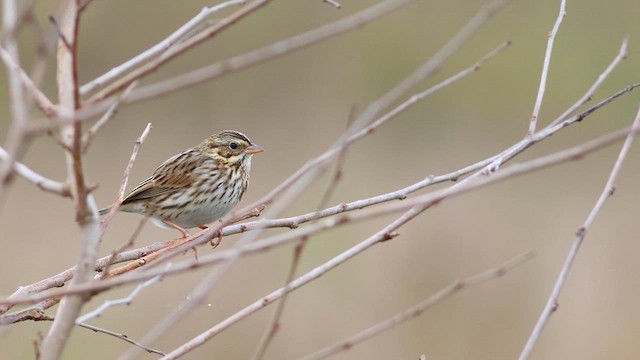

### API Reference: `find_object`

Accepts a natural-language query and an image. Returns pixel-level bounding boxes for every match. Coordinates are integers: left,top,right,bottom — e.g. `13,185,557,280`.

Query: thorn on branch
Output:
608,186,616,196
575,227,586,237
380,231,399,242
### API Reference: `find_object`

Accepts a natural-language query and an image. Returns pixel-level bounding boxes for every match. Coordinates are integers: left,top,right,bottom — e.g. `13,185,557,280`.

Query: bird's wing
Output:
122,150,206,204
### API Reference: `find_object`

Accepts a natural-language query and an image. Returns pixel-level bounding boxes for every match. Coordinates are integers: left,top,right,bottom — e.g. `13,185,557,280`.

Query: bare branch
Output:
79,0,245,96
527,0,566,135
0,0,31,205
0,146,68,198
40,2,101,358
518,103,640,360
0,44,57,117
87,0,272,103
547,36,629,128
100,0,416,108
74,274,165,356
76,275,162,324
99,122,153,230
81,81,141,151
351,40,511,143
301,251,535,360
252,108,356,360
77,322,165,356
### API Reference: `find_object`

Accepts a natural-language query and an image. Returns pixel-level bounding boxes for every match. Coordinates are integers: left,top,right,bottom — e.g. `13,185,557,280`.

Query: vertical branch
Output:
251,108,355,360
39,1,101,358
0,0,29,205
527,0,566,135
518,104,640,360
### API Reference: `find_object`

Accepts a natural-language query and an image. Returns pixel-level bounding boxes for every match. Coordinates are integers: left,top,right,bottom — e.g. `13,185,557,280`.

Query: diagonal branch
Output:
301,251,535,360
88,0,416,111
87,0,273,103
547,36,629,128
79,0,245,96
518,103,640,360
0,146,69,196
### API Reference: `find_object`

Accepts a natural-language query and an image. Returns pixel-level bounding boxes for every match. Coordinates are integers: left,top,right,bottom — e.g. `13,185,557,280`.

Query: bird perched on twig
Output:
99,130,264,238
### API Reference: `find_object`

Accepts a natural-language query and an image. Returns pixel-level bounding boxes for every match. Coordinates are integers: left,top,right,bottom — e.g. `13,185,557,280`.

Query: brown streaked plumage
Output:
99,130,263,237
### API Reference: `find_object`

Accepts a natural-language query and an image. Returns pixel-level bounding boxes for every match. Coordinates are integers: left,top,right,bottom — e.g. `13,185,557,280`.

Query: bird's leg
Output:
162,219,199,258
163,219,191,239
199,223,223,249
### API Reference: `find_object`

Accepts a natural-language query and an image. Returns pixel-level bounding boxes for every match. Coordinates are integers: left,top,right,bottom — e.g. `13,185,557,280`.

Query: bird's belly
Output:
162,197,239,229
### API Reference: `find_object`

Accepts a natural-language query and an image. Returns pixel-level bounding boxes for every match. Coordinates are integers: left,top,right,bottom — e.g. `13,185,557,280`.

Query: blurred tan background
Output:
2,0,640,359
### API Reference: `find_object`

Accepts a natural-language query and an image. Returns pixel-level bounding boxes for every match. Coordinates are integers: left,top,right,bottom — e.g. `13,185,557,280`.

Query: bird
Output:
99,130,263,238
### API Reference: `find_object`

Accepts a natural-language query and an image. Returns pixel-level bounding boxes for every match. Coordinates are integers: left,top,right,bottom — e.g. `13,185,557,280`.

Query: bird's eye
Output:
229,142,239,150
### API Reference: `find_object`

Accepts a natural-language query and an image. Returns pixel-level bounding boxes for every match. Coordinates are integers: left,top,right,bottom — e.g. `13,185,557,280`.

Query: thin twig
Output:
518,103,640,360
88,0,272,103
252,109,356,360
317,105,357,210
77,322,165,356
99,122,153,232
100,216,149,279
93,0,416,110
0,0,31,207
251,238,306,360
300,251,535,360
76,275,162,323
25,2,59,116
81,81,141,151
0,44,57,117
80,0,245,96
527,0,566,136
352,40,511,142
0,146,69,196
547,36,629,128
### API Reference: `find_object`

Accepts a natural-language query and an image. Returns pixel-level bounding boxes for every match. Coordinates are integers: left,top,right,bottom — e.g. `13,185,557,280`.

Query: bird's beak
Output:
246,144,265,155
